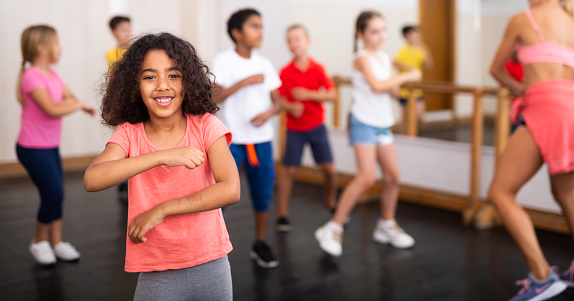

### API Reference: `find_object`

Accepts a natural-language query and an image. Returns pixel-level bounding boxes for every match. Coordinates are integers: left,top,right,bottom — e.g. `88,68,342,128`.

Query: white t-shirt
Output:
211,49,281,144
351,49,395,128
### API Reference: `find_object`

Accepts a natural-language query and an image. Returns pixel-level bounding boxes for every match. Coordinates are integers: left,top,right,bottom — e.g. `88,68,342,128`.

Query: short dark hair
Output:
100,33,218,126
226,8,260,43
402,25,419,37
109,16,131,31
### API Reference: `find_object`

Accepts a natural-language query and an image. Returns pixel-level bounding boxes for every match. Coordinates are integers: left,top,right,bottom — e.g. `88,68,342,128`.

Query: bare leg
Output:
487,126,548,281
320,163,337,210
550,172,574,242
34,222,50,243
376,144,400,221
49,219,63,246
332,145,377,225
255,211,269,241
277,166,298,218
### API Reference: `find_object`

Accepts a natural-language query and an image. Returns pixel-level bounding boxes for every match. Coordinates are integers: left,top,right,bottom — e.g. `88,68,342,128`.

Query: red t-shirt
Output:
279,58,334,132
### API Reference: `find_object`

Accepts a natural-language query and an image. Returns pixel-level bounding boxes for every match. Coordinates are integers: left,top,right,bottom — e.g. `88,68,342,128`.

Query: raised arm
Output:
356,56,421,93
127,135,240,243
490,15,524,95
83,143,205,192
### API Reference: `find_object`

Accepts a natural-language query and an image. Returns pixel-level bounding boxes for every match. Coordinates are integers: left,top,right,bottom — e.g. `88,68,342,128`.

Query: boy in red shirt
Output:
276,24,337,231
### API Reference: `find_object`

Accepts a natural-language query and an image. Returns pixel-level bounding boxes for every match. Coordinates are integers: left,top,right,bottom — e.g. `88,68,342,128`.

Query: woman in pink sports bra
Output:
489,0,574,300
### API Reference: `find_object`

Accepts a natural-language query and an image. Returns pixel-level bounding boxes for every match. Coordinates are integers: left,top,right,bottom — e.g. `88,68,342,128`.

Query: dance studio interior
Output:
1,0,573,300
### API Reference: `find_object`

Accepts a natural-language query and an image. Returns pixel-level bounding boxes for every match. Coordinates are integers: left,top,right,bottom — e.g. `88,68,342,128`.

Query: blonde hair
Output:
286,24,309,37
563,0,574,18
16,25,58,106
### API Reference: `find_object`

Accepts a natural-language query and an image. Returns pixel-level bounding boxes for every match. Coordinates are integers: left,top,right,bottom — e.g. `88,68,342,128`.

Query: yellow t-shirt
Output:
395,44,426,99
106,47,127,67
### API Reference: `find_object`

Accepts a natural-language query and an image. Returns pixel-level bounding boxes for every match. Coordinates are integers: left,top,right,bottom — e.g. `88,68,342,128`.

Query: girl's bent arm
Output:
489,15,524,95
84,143,205,192
29,88,84,118
127,136,240,243
356,56,420,93
84,143,161,191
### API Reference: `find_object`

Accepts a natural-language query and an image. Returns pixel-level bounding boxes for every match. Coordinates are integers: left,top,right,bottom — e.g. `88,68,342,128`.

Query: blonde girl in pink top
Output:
489,0,574,299
83,33,240,301
16,25,96,266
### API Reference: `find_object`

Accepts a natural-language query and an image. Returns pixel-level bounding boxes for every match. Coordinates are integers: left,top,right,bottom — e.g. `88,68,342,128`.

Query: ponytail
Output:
354,10,383,53
563,0,574,18
17,25,57,107
16,61,26,106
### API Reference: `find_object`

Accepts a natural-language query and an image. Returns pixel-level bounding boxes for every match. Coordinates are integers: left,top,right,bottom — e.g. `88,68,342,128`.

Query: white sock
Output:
327,221,343,232
379,219,396,228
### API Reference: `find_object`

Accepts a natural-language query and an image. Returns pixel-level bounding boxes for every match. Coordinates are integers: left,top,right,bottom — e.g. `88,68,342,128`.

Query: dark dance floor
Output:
0,171,573,301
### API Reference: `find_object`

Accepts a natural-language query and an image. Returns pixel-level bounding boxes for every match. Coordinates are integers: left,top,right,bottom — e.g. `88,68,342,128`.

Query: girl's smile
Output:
139,49,184,119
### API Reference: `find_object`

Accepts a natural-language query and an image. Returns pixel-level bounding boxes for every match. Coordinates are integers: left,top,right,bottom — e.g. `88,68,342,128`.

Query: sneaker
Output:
314,222,343,257
558,260,574,287
373,220,415,249
509,270,567,301
276,217,293,232
29,240,56,265
52,241,80,261
250,241,279,268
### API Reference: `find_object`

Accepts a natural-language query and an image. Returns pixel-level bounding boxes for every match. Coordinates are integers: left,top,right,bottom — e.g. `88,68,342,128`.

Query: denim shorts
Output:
349,114,394,146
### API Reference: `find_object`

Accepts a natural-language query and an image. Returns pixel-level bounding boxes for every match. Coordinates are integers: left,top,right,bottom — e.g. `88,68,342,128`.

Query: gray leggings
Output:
133,255,232,301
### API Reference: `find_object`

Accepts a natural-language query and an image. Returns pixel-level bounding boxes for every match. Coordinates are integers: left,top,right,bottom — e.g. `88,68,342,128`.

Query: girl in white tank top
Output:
315,11,421,257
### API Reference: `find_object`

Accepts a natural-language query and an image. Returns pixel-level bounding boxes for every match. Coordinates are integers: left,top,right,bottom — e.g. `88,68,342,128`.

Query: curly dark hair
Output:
101,32,218,127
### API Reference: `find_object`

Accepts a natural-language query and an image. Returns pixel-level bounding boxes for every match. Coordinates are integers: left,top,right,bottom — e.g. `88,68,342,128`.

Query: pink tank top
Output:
517,10,574,68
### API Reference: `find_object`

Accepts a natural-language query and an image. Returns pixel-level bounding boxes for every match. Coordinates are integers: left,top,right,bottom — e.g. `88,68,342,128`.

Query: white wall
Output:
0,0,218,164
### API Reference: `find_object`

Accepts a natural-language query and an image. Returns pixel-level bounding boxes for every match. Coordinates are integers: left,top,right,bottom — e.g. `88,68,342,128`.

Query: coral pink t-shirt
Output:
107,113,233,272
17,67,65,148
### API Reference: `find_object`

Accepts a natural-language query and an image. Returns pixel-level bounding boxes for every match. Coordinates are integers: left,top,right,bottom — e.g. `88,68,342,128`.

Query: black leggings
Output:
16,144,64,224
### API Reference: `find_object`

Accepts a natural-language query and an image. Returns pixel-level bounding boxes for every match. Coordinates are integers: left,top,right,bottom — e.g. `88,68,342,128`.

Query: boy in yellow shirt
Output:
394,25,433,132
106,16,132,67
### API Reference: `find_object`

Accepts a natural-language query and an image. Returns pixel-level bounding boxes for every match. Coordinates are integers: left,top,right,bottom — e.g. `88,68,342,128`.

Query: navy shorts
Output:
282,124,333,167
398,97,424,105
229,142,275,212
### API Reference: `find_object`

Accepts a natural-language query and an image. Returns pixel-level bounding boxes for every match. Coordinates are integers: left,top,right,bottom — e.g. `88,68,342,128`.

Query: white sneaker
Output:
29,241,56,265
314,222,343,257
53,242,80,261
373,220,415,249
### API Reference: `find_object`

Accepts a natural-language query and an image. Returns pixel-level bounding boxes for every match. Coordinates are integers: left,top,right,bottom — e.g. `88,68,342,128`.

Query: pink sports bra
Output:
517,9,574,68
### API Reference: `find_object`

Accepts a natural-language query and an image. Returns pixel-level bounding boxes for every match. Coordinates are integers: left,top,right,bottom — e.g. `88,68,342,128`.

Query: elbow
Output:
83,172,101,192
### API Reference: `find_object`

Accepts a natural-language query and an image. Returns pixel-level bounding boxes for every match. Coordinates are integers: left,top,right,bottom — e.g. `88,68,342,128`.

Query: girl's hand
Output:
163,147,205,169
250,111,271,127
128,207,165,243
81,103,97,116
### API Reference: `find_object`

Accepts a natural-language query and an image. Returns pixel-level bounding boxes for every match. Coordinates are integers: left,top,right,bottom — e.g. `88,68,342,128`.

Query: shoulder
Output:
309,58,326,70
509,10,528,28
187,113,221,127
